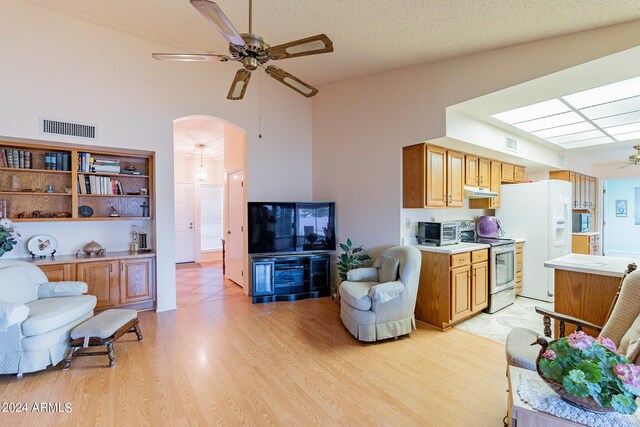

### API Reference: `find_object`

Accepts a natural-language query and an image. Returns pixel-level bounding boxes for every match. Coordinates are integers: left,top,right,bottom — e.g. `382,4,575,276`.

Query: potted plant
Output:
337,238,372,282
536,330,640,414
0,218,19,257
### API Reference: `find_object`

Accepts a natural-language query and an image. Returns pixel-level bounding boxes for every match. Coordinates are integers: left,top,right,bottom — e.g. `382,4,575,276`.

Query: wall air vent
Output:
40,118,96,139
505,136,517,152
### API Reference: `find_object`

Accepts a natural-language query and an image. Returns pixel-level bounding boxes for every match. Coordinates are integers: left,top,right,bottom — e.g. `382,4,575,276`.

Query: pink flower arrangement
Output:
614,363,640,395
596,336,618,352
567,330,595,351
543,349,556,360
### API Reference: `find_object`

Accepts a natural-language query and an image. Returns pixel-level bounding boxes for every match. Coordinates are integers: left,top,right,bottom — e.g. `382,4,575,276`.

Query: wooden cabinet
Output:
76,260,119,310
450,265,472,322
447,150,465,207
515,243,524,295
40,263,75,281
478,158,491,188
469,161,502,209
572,233,600,255
465,155,479,187
501,163,515,183
119,257,154,305
514,166,525,183
550,170,597,213
0,139,154,223
31,252,156,311
416,248,489,330
471,261,489,312
402,143,465,208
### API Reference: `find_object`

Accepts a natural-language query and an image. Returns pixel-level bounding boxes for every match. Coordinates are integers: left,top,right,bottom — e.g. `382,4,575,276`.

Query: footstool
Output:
63,309,143,370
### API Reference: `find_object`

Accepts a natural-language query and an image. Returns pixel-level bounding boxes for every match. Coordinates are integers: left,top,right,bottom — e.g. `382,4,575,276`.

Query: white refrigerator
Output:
496,180,572,302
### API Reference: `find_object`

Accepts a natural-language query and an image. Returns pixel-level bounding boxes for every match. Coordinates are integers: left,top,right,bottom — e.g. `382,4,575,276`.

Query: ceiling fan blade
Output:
227,69,251,100
190,0,246,47
265,66,318,97
618,162,634,169
268,34,334,60
152,53,230,62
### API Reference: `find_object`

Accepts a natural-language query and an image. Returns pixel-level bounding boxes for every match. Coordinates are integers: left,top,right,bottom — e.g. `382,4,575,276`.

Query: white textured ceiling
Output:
22,0,640,86
173,117,224,161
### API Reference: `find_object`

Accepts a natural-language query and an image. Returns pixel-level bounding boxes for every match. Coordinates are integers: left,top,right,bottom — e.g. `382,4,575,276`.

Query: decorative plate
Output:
78,205,94,218
27,234,58,257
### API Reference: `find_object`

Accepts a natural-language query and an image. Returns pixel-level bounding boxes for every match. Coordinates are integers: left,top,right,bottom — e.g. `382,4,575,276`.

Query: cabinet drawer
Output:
39,263,75,282
450,252,471,267
471,249,489,263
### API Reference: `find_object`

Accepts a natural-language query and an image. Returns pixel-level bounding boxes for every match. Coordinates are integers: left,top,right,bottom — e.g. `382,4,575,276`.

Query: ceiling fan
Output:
618,145,640,169
152,0,333,100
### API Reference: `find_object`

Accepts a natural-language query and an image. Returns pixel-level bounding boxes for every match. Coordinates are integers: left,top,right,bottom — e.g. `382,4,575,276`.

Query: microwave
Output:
572,213,591,233
417,221,460,246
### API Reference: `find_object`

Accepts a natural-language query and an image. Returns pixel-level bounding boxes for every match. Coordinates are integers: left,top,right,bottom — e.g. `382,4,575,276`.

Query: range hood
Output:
464,185,498,198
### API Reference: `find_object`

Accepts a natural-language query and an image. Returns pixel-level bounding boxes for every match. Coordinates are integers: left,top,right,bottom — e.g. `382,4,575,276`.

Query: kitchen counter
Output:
572,231,601,236
505,237,525,244
544,253,636,278
414,242,490,254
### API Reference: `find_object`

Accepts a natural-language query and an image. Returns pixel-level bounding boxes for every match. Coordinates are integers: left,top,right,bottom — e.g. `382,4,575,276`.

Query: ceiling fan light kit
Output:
618,145,640,169
152,0,333,100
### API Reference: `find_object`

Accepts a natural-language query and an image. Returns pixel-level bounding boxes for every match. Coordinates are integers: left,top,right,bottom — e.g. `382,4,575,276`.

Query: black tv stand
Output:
250,252,331,304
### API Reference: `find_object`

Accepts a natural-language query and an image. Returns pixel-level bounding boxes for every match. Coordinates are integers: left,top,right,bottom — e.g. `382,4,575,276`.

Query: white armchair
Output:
0,260,96,375
339,245,421,342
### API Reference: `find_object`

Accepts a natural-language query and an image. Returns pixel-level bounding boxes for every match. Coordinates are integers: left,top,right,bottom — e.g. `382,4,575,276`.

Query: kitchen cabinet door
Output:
570,172,578,209
447,150,465,207
450,265,472,322
501,163,515,183
39,263,75,282
471,261,489,312
489,161,502,209
580,175,588,209
426,145,447,208
76,260,119,310
478,158,491,188
465,155,479,187
514,166,525,183
589,177,596,209
120,258,154,305
402,144,426,208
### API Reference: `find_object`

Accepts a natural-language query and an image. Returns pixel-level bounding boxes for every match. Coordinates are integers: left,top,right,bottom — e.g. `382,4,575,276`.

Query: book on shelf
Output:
120,169,142,175
0,200,8,218
1,149,33,169
18,151,24,168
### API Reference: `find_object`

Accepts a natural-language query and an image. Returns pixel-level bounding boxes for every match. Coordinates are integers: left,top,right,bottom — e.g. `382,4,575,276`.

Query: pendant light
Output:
196,144,208,181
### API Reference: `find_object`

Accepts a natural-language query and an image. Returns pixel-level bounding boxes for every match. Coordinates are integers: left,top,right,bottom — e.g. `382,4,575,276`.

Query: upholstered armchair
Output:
0,260,96,375
506,266,640,370
339,245,421,342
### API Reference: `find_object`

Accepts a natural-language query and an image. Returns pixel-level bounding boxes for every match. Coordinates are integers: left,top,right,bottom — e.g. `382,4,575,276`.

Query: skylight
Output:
491,76,640,149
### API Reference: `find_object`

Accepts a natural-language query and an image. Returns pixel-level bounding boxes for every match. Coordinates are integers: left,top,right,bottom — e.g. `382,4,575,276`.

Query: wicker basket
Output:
535,338,614,414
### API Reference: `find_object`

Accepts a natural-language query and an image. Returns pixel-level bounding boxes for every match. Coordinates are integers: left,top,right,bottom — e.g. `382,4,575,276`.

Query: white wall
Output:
0,1,314,311
603,178,640,258
313,19,640,257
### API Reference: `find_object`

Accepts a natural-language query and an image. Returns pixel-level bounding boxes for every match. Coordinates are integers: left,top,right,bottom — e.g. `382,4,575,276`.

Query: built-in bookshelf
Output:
0,140,154,222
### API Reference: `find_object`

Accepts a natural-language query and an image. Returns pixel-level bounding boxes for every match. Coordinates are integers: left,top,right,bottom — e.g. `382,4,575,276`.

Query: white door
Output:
227,170,244,286
175,183,195,263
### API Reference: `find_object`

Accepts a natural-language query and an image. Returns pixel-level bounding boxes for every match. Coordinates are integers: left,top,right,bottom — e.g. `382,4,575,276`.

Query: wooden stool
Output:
63,309,143,370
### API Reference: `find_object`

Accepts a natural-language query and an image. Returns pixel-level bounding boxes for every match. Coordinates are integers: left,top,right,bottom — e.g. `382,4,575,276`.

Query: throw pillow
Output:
378,256,399,283
619,314,640,363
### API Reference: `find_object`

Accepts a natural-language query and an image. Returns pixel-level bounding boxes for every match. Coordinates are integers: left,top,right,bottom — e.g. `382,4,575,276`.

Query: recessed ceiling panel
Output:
615,131,640,142
531,121,594,139
580,95,640,120
604,121,640,136
492,99,570,124
594,110,640,128
557,137,615,149
512,111,583,132
547,129,605,144
562,76,640,108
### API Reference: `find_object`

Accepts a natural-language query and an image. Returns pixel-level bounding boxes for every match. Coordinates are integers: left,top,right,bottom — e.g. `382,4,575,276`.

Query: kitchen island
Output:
544,254,637,337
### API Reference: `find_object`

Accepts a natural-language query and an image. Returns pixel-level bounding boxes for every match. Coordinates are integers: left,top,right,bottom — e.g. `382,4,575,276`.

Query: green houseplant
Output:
337,238,372,282
0,218,19,257
537,331,640,414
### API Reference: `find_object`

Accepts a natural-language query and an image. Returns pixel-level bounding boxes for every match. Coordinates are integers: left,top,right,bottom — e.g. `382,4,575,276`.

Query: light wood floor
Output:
1,265,508,426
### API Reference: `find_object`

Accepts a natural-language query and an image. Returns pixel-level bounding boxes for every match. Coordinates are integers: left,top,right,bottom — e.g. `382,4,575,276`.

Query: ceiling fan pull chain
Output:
259,67,263,139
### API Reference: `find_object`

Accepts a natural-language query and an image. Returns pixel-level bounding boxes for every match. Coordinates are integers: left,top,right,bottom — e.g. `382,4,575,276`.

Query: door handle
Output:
227,231,231,234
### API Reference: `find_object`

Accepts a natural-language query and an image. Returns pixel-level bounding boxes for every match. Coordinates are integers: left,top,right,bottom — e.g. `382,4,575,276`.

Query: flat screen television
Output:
248,202,336,254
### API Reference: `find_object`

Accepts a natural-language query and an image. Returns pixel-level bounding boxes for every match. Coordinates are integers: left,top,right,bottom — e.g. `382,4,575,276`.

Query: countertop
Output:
505,237,526,244
22,250,156,265
414,242,490,254
572,231,601,236
544,254,637,278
